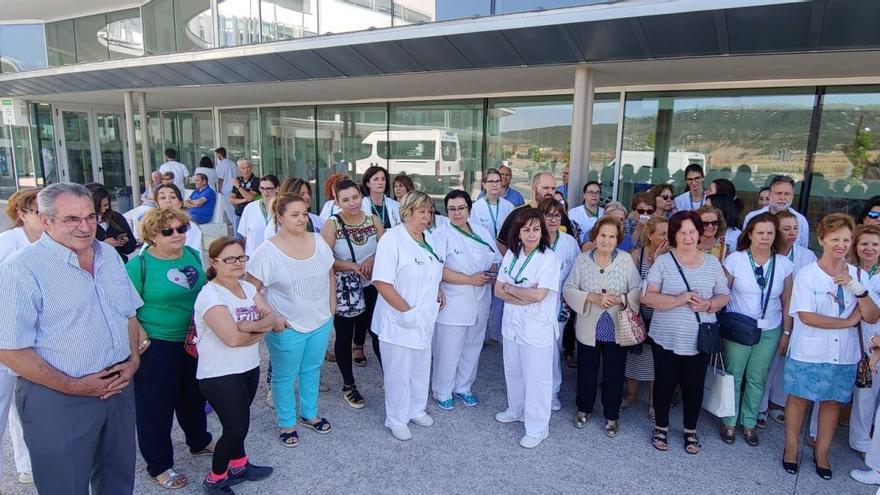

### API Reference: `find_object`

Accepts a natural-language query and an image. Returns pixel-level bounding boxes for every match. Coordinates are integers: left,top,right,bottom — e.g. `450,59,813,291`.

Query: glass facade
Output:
219,108,261,173
260,106,316,182
219,0,261,46
45,20,77,67
494,0,608,15
261,0,318,40
0,24,47,73
0,127,17,199
316,104,387,203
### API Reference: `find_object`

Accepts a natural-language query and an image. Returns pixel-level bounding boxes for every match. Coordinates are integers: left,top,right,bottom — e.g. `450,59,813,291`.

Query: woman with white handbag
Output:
563,216,642,437
719,212,793,447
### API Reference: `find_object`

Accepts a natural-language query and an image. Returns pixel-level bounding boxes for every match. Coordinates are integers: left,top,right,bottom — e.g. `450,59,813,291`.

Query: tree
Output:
845,113,875,184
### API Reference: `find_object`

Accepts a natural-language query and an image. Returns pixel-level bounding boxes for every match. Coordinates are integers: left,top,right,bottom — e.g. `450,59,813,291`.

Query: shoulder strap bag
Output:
718,255,775,346
670,252,723,355
856,268,873,388
333,214,367,318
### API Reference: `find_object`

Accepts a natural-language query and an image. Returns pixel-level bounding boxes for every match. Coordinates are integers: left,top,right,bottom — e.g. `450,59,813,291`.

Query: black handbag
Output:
718,255,775,346
856,268,873,389
670,253,723,355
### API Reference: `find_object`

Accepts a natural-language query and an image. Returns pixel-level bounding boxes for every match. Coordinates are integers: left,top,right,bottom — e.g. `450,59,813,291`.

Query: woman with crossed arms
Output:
431,190,501,410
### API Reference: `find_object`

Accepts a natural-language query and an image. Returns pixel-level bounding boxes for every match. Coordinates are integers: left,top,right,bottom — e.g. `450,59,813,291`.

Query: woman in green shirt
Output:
127,207,213,490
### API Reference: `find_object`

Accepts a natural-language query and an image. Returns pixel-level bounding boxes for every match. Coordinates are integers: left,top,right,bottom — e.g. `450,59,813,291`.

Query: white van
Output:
355,129,463,193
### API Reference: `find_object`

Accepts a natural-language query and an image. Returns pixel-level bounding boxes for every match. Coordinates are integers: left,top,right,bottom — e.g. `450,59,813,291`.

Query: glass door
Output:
61,110,94,185
95,112,132,211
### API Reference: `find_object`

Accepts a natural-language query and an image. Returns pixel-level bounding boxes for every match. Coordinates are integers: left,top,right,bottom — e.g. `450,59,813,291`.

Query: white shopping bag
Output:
702,355,735,418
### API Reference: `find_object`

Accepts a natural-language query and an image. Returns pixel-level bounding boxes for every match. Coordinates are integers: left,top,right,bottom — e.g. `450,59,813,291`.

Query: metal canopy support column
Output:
137,92,152,178
568,67,595,208
123,91,140,208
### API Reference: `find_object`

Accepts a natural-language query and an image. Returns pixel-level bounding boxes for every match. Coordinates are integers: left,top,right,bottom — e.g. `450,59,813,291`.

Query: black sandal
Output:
279,430,298,448
300,416,332,434
652,427,669,451
353,345,367,367
683,431,701,455
782,449,799,475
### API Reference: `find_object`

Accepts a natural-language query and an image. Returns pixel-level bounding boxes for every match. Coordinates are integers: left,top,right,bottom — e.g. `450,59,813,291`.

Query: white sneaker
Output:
551,396,561,411
390,425,412,441
17,472,33,484
519,434,546,449
851,468,880,485
495,411,523,423
410,414,434,427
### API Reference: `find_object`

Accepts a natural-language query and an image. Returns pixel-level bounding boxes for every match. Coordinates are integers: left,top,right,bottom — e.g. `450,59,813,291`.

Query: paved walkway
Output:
0,343,874,494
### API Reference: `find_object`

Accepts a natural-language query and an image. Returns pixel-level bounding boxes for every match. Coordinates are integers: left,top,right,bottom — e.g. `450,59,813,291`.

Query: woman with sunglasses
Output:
756,209,817,428
247,193,336,448
649,184,676,219
536,198,580,411
719,213,793,447
237,174,279,257
625,192,655,250
150,184,203,259
431,190,501,411
674,164,707,212
782,213,879,479
848,224,880,455
696,205,728,261
195,238,275,494
858,197,880,226
127,207,213,490
494,209,561,449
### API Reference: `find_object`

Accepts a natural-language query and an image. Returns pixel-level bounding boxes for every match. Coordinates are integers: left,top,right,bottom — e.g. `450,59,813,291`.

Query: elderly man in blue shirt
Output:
184,172,217,224
0,182,144,495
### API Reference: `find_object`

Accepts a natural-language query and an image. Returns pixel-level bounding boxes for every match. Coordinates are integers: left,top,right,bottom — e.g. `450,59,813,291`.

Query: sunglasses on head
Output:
636,208,655,215
868,211,880,219
160,224,190,237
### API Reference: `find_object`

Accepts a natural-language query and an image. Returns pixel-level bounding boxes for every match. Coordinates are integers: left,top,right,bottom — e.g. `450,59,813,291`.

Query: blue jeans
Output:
264,318,333,428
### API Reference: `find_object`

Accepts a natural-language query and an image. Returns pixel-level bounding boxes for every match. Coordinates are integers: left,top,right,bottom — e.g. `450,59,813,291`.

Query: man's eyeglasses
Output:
52,214,99,228
703,220,720,227
636,208,655,215
160,224,190,237
868,211,880,220
219,255,249,264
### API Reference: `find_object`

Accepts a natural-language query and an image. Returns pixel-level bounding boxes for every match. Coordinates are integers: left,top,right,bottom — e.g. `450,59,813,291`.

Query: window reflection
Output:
392,1,436,26
0,24,47,72
219,0,261,46
102,9,144,59
261,0,318,40
319,0,392,34
260,106,318,207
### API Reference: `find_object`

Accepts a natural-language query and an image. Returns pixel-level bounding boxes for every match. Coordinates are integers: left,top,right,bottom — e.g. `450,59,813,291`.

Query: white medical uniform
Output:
497,247,560,440
850,272,880,452
674,191,706,213
0,228,32,477
238,199,271,257
567,204,604,244
431,222,501,402
362,196,401,228
470,196,514,342
549,232,581,397
371,225,444,429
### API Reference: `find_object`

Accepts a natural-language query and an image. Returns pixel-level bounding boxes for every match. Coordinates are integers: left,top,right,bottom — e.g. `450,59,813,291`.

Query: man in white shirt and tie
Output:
742,175,810,247
157,148,189,193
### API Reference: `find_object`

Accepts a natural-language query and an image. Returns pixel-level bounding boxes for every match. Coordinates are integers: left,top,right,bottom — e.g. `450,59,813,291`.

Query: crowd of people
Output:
3,153,880,494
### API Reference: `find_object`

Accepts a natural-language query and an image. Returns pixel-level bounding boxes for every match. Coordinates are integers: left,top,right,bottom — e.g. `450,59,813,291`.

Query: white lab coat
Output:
470,197,514,241
567,204,604,244
431,222,501,402
372,225,444,429
362,196,401,228
549,232,580,396
238,199,270,257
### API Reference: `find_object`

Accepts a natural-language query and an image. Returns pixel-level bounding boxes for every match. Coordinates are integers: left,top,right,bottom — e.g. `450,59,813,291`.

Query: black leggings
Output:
651,343,709,430
199,367,260,475
335,285,381,386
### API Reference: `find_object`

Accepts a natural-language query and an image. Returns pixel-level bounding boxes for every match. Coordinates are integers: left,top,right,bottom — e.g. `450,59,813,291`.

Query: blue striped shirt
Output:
0,233,143,378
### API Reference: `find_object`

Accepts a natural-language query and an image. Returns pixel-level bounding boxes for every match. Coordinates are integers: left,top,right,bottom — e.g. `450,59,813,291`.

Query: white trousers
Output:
486,296,504,342
760,352,787,412
381,341,432,429
851,378,880,452
502,337,553,439
0,373,31,476
866,402,880,471
552,322,564,395
432,322,485,401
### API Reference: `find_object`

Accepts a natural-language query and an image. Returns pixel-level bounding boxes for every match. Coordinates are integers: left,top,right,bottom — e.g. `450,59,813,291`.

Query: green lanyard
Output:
487,200,499,237
747,249,774,298
549,233,560,251
870,264,878,279
415,237,441,263
507,247,537,284
371,198,387,227
690,194,705,210
585,205,599,218
258,200,269,222
453,224,493,250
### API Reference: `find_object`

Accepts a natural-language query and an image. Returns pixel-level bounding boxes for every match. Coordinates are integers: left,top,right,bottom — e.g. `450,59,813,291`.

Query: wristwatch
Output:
856,290,869,299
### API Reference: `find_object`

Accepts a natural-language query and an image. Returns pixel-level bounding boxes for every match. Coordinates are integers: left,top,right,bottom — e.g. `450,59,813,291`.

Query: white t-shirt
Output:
193,281,262,380
319,200,340,221
724,228,741,252
0,227,31,265
674,191,706,212
788,262,862,365
371,225,444,350
497,248,560,348
861,275,880,349
216,158,237,194
724,251,793,329
159,160,190,192
247,234,334,332
567,204,604,243
743,206,810,247
470,196,514,240
193,167,218,191
434,222,502,327
783,244,817,272
238,199,271,257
